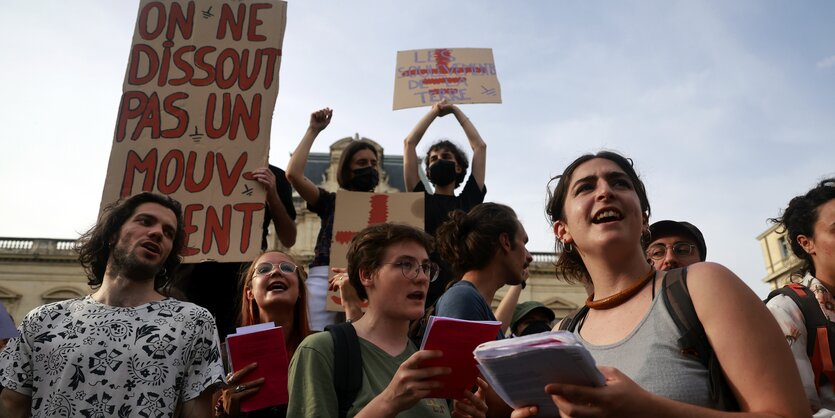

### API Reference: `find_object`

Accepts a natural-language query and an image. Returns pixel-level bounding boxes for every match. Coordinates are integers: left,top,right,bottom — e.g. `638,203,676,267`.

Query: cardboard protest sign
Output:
393,48,501,110
101,0,287,262
326,191,425,311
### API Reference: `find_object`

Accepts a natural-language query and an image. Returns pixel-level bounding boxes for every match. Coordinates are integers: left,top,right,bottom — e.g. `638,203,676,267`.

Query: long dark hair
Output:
770,178,835,278
76,192,185,290
545,151,651,285
435,203,520,278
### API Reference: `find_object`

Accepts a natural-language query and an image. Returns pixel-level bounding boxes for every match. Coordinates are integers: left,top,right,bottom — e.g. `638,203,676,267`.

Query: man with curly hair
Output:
0,192,225,418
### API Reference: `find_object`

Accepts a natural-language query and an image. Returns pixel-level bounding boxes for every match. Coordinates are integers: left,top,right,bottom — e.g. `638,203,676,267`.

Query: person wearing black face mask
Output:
347,166,380,192
287,108,380,331
509,301,555,337
404,99,488,309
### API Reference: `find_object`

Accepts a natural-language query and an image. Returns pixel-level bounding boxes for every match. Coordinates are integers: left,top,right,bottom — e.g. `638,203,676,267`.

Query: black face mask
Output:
427,159,457,186
347,166,379,192
519,320,552,336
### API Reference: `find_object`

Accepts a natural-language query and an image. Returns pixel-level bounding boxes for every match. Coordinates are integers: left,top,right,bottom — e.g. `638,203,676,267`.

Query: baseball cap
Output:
510,301,556,334
648,220,707,261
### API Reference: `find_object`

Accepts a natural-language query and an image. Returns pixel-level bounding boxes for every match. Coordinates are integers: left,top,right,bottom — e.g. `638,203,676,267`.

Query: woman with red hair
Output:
216,251,312,417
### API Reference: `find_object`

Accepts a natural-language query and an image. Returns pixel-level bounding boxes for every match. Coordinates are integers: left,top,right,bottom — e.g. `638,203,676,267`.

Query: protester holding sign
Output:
286,108,381,331
217,250,312,417
511,151,808,417
403,99,487,308
287,223,487,418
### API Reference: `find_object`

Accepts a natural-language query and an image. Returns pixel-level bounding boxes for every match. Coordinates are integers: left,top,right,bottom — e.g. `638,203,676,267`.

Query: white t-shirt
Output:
0,296,225,418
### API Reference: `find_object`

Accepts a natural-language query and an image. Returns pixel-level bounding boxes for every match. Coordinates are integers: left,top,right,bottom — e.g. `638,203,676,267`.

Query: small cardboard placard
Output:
326,191,425,311
101,0,287,263
393,48,501,110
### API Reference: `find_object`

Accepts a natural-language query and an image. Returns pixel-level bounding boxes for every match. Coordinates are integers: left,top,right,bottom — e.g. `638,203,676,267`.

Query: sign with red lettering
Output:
393,48,501,110
327,191,425,311
101,0,287,262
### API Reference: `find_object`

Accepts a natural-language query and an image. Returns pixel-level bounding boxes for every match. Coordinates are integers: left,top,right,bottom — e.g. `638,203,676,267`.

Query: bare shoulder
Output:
684,262,771,326
685,262,751,297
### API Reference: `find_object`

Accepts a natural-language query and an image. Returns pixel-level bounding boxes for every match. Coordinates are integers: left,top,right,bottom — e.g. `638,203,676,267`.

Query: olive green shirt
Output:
287,331,450,417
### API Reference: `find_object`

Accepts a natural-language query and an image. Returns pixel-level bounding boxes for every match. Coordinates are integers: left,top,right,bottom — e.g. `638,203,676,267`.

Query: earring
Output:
563,242,574,253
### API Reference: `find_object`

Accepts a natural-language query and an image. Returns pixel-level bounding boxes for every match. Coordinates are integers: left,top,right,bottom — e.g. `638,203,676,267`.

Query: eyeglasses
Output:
253,262,298,277
646,243,697,260
382,259,439,282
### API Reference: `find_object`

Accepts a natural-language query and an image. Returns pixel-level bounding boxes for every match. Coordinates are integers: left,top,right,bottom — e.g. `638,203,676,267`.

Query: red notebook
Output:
226,324,289,412
419,316,502,400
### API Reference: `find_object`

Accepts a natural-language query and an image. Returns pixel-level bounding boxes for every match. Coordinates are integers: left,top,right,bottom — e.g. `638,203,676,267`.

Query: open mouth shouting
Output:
267,280,289,293
139,241,162,256
592,208,623,224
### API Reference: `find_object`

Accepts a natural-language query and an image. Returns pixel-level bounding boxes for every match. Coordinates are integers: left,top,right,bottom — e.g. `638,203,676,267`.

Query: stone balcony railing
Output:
0,236,559,266
0,237,78,262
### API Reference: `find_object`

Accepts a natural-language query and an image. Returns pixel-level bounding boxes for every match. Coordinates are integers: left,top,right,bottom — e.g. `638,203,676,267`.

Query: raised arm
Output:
495,281,524,336
252,166,296,248
450,104,486,191
286,108,332,205
403,102,447,191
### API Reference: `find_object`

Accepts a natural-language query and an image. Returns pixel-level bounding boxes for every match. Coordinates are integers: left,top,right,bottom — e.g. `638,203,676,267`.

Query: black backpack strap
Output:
325,322,363,418
662,267,739,411
558,306,589,332
765,283,826,357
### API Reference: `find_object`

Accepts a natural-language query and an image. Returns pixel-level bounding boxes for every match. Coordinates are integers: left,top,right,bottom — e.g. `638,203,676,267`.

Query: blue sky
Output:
1,1,833,296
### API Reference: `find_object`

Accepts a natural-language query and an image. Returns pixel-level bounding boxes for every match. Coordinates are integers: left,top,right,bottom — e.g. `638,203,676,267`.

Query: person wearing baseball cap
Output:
510,301,556,337
646,220,707,271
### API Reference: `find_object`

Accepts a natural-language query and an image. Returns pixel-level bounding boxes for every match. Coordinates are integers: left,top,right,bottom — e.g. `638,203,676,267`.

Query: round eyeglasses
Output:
382,260,439,282
646,243,696,261
253,261,298,277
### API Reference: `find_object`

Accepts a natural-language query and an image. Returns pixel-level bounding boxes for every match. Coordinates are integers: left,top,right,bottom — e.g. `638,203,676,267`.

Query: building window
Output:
778,236,790,259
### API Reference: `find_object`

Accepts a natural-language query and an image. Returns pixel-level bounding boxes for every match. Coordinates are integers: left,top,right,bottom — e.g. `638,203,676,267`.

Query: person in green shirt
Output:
287,223,487,418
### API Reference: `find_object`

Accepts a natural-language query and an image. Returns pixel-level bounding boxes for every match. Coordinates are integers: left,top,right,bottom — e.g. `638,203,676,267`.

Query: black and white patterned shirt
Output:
0,296,225,418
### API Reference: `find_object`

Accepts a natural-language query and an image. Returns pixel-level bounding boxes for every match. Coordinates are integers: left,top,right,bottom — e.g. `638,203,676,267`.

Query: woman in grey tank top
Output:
511,152,809,417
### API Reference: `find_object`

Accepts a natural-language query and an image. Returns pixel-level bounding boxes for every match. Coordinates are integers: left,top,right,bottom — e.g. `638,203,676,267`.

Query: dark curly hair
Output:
347,223,434,301
545,151,651,285
425,140,469,188
76,192,185,290
770,178,835,278
337,140,379,190
435,203,520,278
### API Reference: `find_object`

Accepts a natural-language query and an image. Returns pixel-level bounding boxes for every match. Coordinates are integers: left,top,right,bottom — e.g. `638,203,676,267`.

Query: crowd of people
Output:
0,100,833,417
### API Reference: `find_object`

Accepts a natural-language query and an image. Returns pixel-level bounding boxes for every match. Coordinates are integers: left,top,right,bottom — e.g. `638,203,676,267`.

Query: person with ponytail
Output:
433,203,532,340
286,108,381,331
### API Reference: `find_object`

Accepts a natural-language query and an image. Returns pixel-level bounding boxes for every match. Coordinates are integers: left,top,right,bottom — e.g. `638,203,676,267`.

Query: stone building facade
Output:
757,223,803,289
